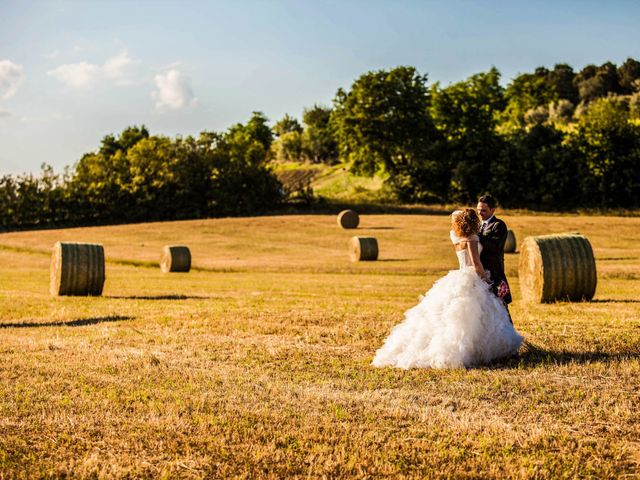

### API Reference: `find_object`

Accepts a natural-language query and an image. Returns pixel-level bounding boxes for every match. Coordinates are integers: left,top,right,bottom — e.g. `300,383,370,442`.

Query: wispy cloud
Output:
47,50,135,89
152,68,197,110
48,61,100,89
102,50,134,84
0,60,25,99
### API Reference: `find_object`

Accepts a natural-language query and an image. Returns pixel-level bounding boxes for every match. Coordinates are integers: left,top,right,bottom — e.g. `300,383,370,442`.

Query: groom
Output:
477,194,513,308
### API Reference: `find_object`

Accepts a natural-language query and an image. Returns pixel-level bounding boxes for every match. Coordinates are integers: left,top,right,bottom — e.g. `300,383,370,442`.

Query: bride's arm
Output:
467,240,488,280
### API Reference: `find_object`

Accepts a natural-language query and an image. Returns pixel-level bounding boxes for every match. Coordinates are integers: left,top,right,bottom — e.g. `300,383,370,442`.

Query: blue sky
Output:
1,0,639,174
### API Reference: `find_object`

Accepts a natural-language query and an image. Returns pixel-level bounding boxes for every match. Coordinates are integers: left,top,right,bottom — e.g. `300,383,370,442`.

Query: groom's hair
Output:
478,194,496,209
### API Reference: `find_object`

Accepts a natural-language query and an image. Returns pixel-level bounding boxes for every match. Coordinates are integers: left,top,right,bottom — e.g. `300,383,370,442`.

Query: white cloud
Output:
152,69,197,110
47,50,135,89
48,61,100,89
0,108,11,118
102,50,133,83
0,60,25,99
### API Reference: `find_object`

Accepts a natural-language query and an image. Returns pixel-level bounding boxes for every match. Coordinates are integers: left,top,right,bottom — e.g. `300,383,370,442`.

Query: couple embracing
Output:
372,195,523,369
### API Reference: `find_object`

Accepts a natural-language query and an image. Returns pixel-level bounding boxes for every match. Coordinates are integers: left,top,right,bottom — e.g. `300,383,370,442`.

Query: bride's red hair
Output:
452,208,481,237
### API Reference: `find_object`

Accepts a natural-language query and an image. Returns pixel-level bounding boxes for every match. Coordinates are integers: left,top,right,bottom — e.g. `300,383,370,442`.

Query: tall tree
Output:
301,105,337,164
502,68,555,127
272,114,302,137
431,67,505,202
575,62,621,103
618,58,640,93
570,97,640,206
547,63,578,104
332,66,445,201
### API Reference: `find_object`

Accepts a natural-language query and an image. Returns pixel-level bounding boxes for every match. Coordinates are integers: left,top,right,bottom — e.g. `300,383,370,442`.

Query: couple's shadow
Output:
487,341,640,369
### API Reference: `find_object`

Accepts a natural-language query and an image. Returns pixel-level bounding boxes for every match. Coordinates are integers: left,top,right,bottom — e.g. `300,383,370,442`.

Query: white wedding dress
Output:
372,231,523,369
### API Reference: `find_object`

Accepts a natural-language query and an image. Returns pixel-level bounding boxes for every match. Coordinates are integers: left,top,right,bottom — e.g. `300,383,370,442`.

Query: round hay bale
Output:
337,210,359,229
50,242,105,296
349,236,378,262
504,229,517,253
160,245,191,273
518,233,596,303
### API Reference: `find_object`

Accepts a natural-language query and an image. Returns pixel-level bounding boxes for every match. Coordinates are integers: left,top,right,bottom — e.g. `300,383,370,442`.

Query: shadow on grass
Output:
590,299,640,304
106,294,213,300
272,201,453,216
360,226,397,230
0,315,133,329
488,341,640,369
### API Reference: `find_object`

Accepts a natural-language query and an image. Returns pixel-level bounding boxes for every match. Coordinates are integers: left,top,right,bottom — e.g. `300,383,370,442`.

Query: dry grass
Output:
0,213,639,478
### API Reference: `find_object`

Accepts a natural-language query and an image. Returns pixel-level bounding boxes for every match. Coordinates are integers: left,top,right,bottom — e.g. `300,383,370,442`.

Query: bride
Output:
372,208,523,369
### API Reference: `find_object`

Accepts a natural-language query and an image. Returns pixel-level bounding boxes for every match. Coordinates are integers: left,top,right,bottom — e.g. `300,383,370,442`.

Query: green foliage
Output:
431,67,505,202
547,64,579,104
0,117,283,230
301,105,337,164
271,107,338,165
332,66,446,201
4,58,640,229
502,68,556,128
570,97,640,207
273,131,303,162
618,58,640,93
575,62,622,103
490,124,581,209
272,114,303,137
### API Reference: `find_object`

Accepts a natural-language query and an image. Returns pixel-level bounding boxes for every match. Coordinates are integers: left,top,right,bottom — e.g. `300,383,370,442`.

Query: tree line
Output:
0,114,282,229
2,58,640,230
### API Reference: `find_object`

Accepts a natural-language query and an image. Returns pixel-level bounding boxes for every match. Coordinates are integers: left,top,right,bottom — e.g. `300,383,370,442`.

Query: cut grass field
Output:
0,213,639,478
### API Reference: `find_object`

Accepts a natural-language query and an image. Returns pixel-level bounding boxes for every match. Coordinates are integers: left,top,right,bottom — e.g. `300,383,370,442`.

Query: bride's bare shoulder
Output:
454,233,479,243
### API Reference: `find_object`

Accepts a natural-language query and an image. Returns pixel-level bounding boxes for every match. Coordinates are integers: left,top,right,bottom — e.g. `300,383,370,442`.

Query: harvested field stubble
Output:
0,213,639,478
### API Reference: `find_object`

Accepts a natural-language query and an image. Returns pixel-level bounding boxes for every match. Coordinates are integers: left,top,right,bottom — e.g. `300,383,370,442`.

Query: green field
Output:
1,213,639,478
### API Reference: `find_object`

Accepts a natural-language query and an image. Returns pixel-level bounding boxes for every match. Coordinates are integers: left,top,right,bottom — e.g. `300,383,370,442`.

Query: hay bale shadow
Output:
106,295,212,300
0,315,133,328
589,299,640,304
486,341,640,369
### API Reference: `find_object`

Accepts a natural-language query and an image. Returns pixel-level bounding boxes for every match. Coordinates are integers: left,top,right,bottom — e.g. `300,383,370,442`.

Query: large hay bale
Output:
504,229,517,253
349,236,378,262
518,233,596,303
50,242,105,296
160,245,191,273
337,210,359,229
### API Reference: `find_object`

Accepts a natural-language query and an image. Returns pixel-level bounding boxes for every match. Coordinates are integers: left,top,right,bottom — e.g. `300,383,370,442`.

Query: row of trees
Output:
271,106,337,164
275,58,640,208
2,58,640,230
0,114,282,229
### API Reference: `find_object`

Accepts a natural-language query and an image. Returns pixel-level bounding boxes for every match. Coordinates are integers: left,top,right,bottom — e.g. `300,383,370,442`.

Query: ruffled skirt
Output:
372,268,523,369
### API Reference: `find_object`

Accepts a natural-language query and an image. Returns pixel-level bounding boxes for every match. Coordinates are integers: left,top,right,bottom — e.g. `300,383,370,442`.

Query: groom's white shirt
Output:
482,214,495,230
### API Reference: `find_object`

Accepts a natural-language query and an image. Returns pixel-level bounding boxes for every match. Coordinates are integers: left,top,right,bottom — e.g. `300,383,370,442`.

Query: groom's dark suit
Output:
479,216,512,305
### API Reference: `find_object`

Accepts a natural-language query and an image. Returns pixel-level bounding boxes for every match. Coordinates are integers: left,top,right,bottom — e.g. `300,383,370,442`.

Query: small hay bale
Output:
337,210,359,229
349,236,378,262
160,245,191,273
518,233,596,303
50,242,105,296
504,229,517,253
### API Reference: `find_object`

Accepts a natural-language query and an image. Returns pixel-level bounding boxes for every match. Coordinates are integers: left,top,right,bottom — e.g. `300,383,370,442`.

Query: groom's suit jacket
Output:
479,216,512,304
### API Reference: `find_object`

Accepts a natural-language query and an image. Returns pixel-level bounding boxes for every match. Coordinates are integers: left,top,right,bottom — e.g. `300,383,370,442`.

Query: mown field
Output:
0,213,639,478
